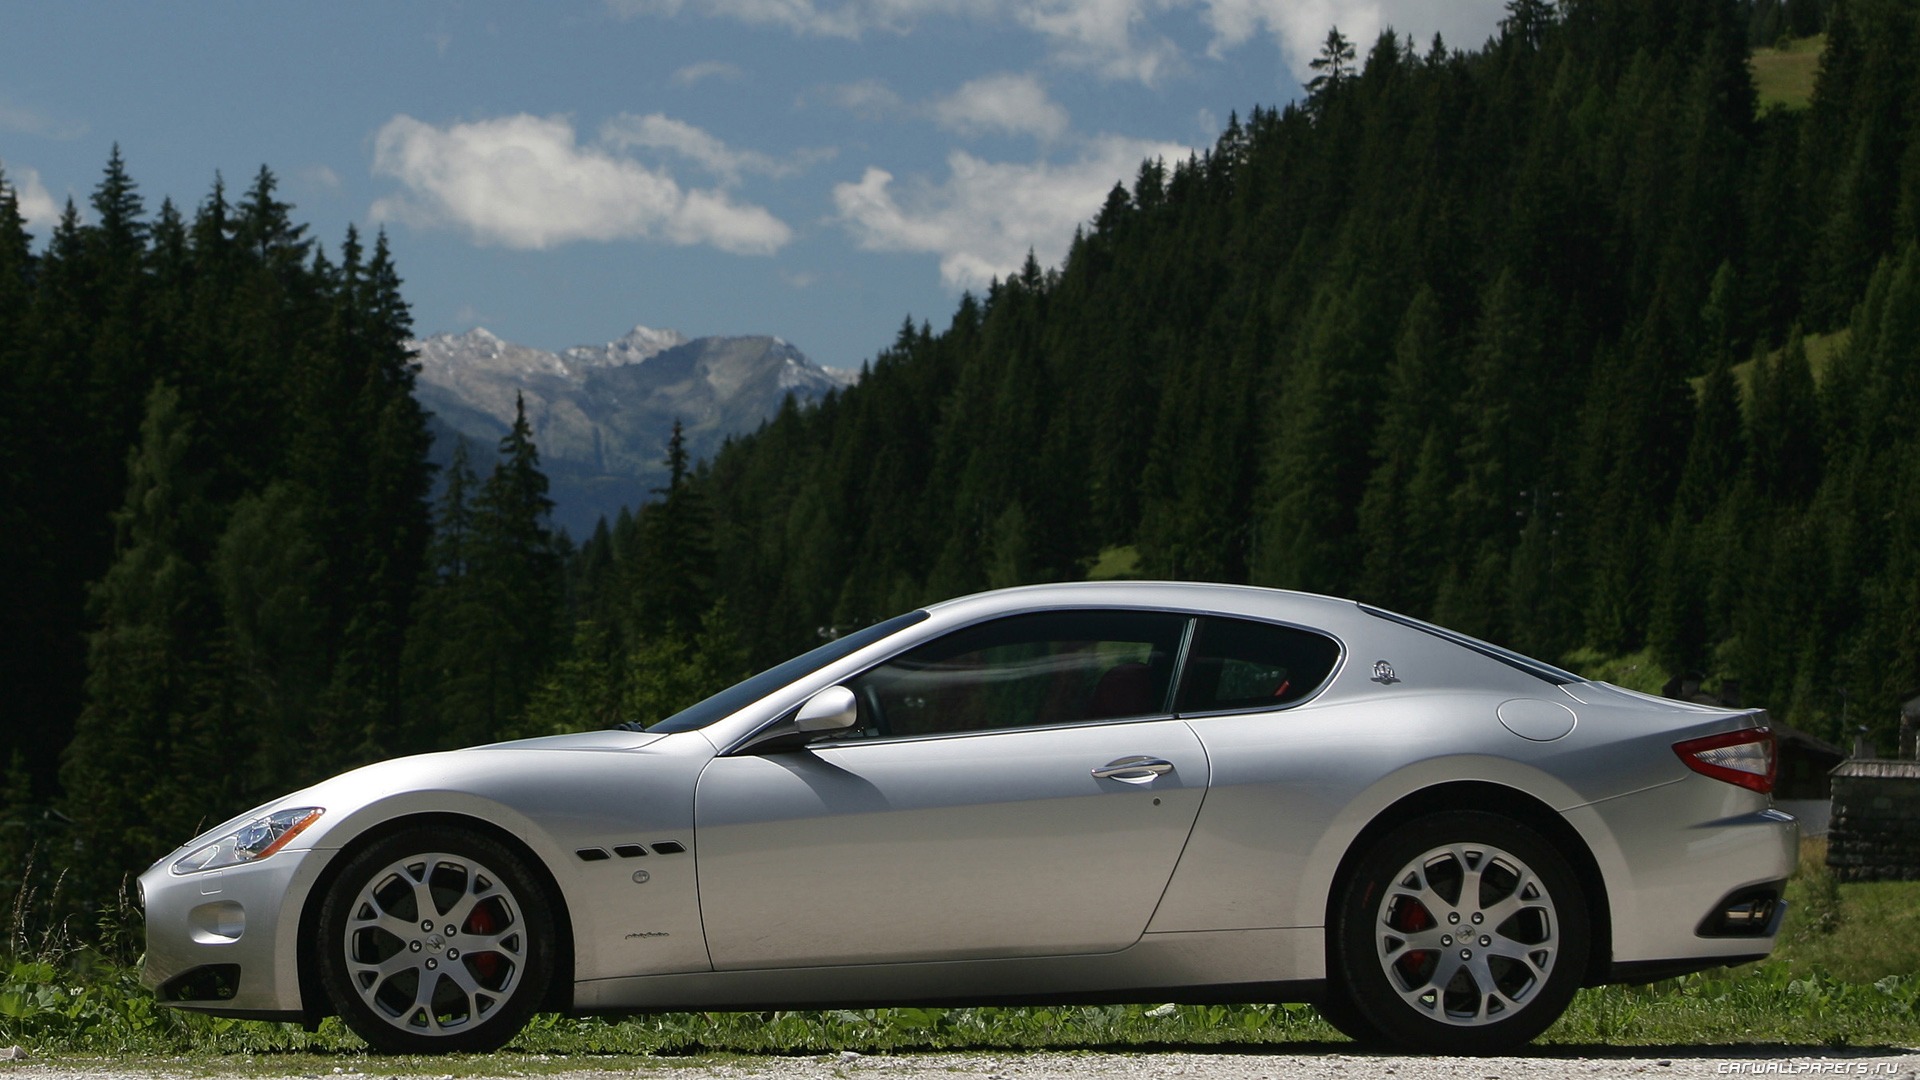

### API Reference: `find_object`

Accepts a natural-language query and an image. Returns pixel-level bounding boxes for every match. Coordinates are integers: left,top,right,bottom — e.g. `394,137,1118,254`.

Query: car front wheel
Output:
1334,811,1589,1053
316,827,555,1053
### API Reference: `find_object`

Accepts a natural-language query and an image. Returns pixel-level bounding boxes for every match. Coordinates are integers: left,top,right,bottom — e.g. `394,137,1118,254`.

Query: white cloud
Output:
834,134,1189,289
1203,0,1379,73
370,113,792,255
0,162,61,232
600,113,832,185
614,0,1503,86
933,74,1070,142
602,114,778,185
1018,0,1183,85
605,0,684,18
293,164,344,201
1199,0,1505,78
816,79,909,119
0,100,88,141
672,60,746,85
609,0,996,37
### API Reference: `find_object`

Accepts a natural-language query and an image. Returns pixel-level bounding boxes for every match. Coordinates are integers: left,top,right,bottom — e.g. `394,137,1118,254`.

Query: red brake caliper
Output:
464,901,503,983
1390,897,1433,982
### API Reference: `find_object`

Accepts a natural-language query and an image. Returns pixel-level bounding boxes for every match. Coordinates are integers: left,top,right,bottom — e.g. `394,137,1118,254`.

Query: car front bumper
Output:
139,845,337,1019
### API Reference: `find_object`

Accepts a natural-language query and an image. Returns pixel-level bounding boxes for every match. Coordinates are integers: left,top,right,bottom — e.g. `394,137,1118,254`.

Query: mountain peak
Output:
618,324,685,348
557,324,688,369
411,323,856,534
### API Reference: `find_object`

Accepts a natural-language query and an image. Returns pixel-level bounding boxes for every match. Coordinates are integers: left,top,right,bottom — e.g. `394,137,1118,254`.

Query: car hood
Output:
148,730,673,869
473,729,669,752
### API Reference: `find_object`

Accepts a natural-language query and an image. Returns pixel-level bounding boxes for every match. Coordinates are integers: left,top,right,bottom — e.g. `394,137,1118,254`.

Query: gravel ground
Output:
9,1047,1920,1080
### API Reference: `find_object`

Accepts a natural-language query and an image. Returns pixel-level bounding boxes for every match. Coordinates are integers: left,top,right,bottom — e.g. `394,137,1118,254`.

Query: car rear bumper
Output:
1568,777,1799,970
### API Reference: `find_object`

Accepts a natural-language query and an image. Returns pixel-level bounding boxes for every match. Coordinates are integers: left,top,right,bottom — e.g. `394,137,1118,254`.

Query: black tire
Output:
317,827,556,1053
1312,981,1387,1045
1332,812,1589,1054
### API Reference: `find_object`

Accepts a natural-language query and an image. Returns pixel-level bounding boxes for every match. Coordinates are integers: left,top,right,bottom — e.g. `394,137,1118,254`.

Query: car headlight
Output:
172,807,324,874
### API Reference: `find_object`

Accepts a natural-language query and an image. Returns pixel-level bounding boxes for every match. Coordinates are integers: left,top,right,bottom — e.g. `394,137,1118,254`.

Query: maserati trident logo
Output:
1371,660,1400,685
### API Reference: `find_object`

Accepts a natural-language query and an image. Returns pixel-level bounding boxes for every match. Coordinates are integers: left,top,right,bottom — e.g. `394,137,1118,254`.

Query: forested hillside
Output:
689,0,1920,748
2,0,1917,916
0,160,589,904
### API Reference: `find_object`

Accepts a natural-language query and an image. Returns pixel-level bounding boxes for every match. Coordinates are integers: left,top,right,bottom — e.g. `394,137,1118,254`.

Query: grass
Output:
1547,839,1920,1047
1688,328,1850,403
1751,35,1825,111
1084,545,1143,581
5,845,1915,1061
1560,645,1669,695
1769,839,1920,983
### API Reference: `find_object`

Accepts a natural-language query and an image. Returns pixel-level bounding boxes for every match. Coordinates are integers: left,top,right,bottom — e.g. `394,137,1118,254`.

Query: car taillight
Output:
1673,727,1776,793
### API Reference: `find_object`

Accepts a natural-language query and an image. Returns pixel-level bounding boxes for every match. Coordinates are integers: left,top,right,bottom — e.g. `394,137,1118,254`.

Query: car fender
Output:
280,738,715,986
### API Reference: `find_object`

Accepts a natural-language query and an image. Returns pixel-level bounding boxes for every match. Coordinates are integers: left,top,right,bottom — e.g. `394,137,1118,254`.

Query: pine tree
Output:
211,483,329,793
402,439,487,753
454,393,561,742
0,169,46,791
1501,0,1556,49
1674,351,1746,520
60,384,225,902
636,419,715,640
1306,28,1358,104
1355,287,1453,611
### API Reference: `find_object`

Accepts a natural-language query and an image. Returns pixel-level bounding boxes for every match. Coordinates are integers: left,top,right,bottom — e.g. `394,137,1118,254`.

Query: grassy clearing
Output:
1549,839,1920,1048
1768,839,1920,983
1084,545,1143,581
5,846,1915,1060
1560,646,1668,695
1688,329,1850,402
1751,35,1824,111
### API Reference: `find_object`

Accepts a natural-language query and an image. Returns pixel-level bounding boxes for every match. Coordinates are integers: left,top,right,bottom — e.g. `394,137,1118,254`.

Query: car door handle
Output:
1091,756,1175,784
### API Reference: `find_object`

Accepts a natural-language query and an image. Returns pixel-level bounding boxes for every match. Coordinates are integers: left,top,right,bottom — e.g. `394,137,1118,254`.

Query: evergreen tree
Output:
1355,287,1454,612
402,439,489,752
636,420,715,639
60,384,224,901
1306,28,1357,103
456,393,562,742
1502,0,1556,48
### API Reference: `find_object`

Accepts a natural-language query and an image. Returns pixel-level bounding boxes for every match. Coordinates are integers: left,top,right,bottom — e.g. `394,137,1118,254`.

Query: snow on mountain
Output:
561,324,688,369
411,324,855,536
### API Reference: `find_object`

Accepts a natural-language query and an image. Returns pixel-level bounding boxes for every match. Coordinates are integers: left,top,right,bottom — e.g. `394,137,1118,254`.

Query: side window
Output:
844,611,1188,739
1176,616,1341,713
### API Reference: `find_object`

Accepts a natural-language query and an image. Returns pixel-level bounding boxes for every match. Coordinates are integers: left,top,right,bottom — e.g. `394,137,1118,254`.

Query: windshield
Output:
642,611,930,732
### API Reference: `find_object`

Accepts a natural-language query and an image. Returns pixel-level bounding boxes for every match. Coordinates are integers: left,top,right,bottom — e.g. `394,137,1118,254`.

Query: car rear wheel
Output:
317,827,555,1053
1333,812,1588,1053
1312,981,1386,1044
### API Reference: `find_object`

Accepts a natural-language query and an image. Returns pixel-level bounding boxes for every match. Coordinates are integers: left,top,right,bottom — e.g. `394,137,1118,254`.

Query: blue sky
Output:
2,0,1504,372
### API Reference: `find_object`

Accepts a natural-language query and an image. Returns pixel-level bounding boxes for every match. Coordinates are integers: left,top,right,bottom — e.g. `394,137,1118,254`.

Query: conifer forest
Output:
3,0,1919,918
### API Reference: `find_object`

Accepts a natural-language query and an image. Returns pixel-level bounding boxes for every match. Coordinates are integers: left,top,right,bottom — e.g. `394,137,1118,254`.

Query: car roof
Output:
924,580,1362,625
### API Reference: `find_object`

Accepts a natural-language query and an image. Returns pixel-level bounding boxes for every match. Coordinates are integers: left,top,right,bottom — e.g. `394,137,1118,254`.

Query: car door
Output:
693,609,1208,970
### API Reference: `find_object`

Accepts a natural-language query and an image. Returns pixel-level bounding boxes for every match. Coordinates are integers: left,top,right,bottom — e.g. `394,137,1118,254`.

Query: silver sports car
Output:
139,582,1797,1054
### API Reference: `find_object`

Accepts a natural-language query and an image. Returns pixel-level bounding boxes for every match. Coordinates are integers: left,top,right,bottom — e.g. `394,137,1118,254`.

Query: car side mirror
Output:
794,686,859,733
731,686,860,755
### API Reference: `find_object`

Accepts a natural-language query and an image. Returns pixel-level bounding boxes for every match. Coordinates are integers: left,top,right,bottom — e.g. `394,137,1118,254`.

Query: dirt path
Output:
11,1047,1920,1080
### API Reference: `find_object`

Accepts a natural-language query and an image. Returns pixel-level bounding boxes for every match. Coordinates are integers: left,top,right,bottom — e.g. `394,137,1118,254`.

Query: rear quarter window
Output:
1176,616,1342,713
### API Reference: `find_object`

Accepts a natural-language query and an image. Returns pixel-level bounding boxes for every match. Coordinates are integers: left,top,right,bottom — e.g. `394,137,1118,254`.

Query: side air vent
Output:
575,848,611,862
651,841,686,855
613,844,648,858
